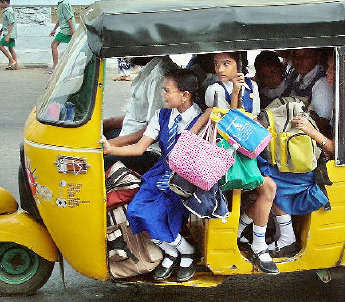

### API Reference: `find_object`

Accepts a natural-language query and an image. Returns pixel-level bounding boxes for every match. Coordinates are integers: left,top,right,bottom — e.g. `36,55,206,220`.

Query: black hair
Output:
1,0,11,3
254,50,282,72
165,69,202,106
214,51,248,74
165,69,199,93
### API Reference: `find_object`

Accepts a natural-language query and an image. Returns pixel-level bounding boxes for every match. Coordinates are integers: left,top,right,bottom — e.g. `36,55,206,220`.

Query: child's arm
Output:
98,135,154,156
67,18,75,35
189,108,212,134
108,127,146,147
50,22,60,37
231,73,245,109
4,24,12,42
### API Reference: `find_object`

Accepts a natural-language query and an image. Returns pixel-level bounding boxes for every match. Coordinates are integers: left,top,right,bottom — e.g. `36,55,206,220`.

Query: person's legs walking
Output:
9,46,17,63
0,44,15,66
51,40,60,71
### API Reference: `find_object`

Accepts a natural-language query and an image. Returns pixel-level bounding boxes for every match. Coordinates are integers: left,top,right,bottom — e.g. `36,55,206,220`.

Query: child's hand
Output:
98,137,113,155
291,116,314,136
232,73,245,94
4,35,9,43
49,29,56,37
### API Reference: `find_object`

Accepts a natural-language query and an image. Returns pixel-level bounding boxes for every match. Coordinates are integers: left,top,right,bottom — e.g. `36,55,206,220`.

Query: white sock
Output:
238,213,253,239
268,214,296,250
169,234,195,267
152,239,178,268
251,224,272,262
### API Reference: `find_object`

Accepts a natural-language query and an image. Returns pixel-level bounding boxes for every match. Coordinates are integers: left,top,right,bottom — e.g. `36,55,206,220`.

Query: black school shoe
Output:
153,254,178,281
252,249,280,275
177,253,196,282
269,241,301,258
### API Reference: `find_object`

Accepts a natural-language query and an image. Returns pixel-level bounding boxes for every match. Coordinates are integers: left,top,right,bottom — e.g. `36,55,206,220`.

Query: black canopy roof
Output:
82,0,345,57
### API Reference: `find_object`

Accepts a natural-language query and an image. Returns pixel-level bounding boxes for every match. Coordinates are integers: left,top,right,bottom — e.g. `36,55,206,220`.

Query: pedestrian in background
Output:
46,0,76,74
113,58,132,81
0,0,19,70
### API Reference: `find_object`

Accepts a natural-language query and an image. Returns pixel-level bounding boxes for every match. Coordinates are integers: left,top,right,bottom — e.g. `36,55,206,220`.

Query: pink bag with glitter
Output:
168,120,235,191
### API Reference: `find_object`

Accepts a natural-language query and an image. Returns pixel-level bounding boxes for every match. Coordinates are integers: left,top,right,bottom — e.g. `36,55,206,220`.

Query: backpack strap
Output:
283,103,291,132
242,78,253,113
216,81,232,103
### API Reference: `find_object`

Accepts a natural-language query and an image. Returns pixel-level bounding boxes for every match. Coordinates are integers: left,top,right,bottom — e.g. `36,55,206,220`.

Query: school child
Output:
284,48,334,136
204,52,261,115
46,0,76,74
254,50,287,108
191,52,279,274
0,0,18,70
99,69,202,282
265,50,335,258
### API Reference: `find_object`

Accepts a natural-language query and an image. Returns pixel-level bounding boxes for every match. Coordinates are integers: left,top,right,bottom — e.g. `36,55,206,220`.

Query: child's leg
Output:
247,177,279,274
268,204,298,257
238,212,253,242
51,40,60,70
151,239,179,281
169,234,195,267
152,239,178,268
268,213,296,249
169,234,196,282
0,45,15,65
9,47,17,63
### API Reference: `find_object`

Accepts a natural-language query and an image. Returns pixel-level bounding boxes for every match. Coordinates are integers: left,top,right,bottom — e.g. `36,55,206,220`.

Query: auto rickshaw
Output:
0,0,344,295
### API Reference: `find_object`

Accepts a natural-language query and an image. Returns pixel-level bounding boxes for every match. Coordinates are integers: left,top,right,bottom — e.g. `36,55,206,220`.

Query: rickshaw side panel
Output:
206,190,254,274
22,61,109,280
0,210,58,262
205,164,345,274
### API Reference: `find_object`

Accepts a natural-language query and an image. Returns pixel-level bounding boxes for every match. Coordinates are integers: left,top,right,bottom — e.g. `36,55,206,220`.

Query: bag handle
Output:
198,118,212,140
198,118,219,145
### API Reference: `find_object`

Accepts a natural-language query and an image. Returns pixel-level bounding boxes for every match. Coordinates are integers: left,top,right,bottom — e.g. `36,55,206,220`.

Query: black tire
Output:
0,242,54,296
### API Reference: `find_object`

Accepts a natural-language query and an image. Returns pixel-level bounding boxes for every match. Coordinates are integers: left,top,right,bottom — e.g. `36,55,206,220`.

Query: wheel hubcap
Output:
0,243,39,284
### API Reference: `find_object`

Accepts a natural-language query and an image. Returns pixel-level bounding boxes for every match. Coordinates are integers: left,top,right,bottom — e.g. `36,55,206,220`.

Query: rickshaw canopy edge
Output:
82,0,345,57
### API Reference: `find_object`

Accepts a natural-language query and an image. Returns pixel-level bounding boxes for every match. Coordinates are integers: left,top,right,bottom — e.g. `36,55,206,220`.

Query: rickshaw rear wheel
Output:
0,242,54,296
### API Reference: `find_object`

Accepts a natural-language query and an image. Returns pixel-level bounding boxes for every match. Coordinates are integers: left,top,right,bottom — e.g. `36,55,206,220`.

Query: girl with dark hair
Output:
204,52,260,115
99,69,202,282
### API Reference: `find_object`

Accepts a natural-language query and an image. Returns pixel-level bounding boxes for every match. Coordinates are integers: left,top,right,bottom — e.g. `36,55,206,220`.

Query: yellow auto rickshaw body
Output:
12,0,345,290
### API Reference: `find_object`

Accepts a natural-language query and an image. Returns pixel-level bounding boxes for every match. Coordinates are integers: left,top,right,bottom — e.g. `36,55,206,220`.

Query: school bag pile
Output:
105,161,163,279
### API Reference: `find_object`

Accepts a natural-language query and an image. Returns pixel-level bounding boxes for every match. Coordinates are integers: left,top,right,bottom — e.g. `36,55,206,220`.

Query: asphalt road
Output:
0,67,344,302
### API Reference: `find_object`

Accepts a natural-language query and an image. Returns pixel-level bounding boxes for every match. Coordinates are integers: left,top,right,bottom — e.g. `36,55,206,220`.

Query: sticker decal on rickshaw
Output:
56,179,91,208
36,184,53,202
25,156,53,204
54,155,89,175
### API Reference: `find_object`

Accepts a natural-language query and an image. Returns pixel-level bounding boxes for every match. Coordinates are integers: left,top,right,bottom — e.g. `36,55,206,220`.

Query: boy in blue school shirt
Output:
0,0,18,70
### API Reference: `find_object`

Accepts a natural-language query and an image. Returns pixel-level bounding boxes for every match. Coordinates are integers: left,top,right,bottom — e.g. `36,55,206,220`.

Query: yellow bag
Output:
258,102,321,173
279,132,318,173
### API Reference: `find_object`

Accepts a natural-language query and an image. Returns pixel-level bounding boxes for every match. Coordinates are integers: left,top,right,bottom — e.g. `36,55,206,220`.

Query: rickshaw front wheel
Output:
0,242,54,296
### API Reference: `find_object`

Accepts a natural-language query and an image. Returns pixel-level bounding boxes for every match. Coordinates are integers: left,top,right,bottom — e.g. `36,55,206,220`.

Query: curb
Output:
0,63,48,69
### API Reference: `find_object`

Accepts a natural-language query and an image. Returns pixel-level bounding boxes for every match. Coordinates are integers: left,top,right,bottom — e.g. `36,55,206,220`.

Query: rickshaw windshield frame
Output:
36,24,99,128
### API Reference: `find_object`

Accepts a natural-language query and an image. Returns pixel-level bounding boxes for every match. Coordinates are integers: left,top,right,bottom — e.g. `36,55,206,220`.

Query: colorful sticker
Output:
54,155,89,175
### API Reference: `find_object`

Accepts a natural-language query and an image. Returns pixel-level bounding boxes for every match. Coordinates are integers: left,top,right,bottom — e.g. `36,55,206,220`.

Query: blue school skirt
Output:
257,156,328,215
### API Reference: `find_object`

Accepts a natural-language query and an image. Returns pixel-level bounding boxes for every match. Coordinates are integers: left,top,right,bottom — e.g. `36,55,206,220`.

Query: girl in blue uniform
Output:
99,69,202,282
191,52,279,275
